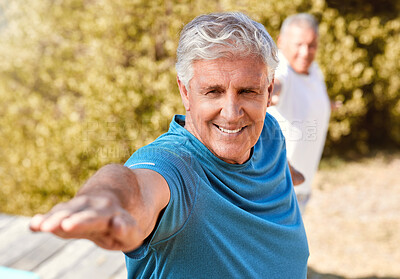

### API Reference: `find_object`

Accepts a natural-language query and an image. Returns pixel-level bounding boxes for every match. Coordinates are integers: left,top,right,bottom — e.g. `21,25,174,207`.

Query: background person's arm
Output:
29,164,170,252
270,79,282,106
288,161,305,186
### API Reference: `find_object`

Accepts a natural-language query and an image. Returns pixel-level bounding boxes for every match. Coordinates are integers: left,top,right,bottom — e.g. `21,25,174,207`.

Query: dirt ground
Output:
304,152,400,279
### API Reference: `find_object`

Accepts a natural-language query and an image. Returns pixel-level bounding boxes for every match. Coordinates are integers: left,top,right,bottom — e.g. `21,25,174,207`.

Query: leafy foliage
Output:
0,0,398,215
318,1,400,155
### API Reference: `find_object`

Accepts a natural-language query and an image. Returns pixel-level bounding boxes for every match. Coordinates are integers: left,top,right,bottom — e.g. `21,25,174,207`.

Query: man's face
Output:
178,56,273,164
278,25,318,74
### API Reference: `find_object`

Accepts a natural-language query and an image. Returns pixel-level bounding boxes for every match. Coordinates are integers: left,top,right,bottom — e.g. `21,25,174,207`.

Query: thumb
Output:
110,213,147,252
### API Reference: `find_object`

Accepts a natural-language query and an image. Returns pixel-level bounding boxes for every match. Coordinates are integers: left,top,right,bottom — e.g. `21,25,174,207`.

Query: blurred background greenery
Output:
0,0,399,215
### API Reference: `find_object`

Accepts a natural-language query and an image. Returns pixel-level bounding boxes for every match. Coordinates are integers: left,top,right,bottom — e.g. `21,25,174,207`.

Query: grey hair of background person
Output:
175,12,279,90
280,13,319,36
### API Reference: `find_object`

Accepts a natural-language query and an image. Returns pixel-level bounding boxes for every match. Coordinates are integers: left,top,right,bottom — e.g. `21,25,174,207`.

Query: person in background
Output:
30,12,309,278
268,13,340,213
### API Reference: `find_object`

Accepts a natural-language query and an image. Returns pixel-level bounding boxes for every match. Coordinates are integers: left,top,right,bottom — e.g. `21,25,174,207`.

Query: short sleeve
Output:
124,144,198,259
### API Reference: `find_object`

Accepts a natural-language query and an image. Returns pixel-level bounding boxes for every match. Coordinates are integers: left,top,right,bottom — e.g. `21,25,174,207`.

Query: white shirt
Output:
268,52,331,195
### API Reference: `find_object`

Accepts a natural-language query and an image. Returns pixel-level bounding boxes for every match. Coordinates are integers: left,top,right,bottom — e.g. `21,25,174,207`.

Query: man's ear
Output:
177,76,190,111
267,78,274,107
277,35,283,48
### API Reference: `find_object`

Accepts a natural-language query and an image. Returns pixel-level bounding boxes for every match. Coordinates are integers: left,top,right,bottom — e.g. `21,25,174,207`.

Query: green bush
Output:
318,0,400,155
0,0,398,215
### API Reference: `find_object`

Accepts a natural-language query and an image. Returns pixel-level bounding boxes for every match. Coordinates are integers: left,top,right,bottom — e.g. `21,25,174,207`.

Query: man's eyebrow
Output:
199,83,263,92
200,85,224,91
237,85,262,91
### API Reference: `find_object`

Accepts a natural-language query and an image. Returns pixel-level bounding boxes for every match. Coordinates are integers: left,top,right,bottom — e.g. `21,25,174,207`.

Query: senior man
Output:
30,12,309,278
268,13,334,213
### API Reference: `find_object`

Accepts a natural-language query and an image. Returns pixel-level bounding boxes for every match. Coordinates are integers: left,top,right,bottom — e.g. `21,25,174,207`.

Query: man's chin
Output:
213,148,251,165
294,63,311,74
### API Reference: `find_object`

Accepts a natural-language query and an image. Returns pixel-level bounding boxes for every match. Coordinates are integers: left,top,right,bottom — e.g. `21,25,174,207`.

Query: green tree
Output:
319,0,400,155
0,0,398,215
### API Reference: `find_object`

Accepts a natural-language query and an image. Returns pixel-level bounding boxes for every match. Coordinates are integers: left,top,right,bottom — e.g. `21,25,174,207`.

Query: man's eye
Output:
206,90,220,95
241,89,257,94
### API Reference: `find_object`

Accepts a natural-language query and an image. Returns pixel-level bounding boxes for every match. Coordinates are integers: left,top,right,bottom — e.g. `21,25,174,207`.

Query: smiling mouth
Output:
215,125,244,134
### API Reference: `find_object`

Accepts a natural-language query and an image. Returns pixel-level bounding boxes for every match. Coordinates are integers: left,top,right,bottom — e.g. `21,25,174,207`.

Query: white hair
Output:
280,13,319,36
176,12,279,89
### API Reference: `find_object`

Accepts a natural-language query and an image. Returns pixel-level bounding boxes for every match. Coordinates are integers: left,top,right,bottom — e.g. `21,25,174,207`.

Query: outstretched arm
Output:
29,164,170,252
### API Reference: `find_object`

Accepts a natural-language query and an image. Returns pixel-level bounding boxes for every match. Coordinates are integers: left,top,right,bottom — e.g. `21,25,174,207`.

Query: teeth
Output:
218,126,242,134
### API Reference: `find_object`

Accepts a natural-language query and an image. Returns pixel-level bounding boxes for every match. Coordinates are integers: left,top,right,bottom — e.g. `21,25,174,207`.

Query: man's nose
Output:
220,93,243,121
299,45,310,57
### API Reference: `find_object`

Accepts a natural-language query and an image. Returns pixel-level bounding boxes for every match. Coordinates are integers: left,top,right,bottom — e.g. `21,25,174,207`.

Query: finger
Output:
29,200,76,232
89,233,124,251
39,209,75,232
60,210,111,235
32,196,93,233
88,216,137,251
110,214,145,252
42,210,111,240
61,214,133,250
30,214,45,231
110,215,129,241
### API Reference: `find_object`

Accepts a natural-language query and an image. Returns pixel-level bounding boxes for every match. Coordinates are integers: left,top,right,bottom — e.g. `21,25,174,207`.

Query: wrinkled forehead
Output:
190,57,269,87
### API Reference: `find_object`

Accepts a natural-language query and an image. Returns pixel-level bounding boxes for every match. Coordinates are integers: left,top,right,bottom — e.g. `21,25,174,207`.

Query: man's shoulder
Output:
264,111,281,127
275,52,291,78
309,61,325,80
260,112,285,143
138,131,191,158
124,133,198,184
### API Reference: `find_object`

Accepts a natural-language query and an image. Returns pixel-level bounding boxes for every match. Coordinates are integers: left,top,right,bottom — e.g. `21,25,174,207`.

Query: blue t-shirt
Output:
124,114,309,278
